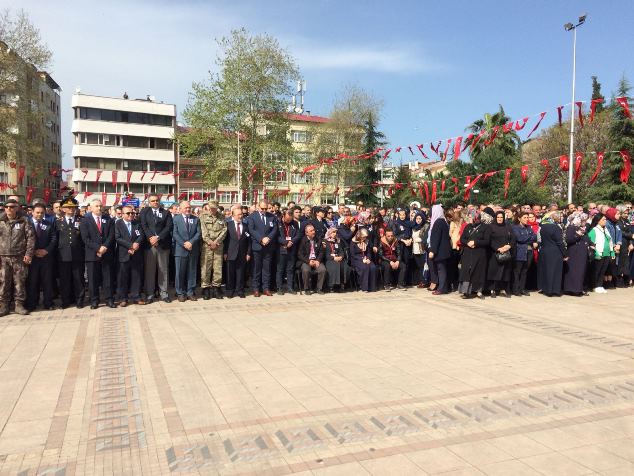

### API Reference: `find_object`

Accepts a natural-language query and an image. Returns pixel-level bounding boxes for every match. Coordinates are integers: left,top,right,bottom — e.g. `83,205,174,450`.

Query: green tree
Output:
591,76,605,113
464,105,521,160
348,112,385,205
385,165,413,208
178,28,300,197
0,9,52,172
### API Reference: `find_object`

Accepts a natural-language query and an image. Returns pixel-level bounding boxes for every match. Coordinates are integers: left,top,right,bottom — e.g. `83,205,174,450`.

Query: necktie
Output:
236,222,241,239
127,222,132,235
95,216,101,233
35,220,42,238
67,218,71,226
185,215,190,234
261,213,265,224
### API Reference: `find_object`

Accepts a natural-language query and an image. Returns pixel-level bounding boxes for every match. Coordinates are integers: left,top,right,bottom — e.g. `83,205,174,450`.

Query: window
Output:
290,193,303,203
291,172,312,184
128,183,144,193
77,107,173,126
294,152,312,165
123,136,147,148
320,173,336,185
292,130,309,143
79,158,99,168
217,191,233,203
270,169,287,183
321,193,336,205
125,160,145,171
149,161,171,172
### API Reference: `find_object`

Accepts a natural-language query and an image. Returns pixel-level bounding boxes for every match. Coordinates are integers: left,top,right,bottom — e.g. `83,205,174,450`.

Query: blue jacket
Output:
172,214,201,258
246,212,278,252
512,224,537,262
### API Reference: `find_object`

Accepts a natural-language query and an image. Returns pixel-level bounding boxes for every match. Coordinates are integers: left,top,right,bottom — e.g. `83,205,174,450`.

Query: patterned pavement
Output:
1,289,634,475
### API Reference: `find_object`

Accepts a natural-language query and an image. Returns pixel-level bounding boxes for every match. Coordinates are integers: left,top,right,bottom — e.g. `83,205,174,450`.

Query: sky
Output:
5,0,634,168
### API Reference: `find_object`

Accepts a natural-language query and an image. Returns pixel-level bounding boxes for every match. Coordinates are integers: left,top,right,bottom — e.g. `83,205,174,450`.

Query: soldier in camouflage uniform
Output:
200,200,227,299
0,199,36,316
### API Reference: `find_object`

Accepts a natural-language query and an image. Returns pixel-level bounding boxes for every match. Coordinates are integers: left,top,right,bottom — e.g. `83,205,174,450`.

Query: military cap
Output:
207,200,219,209
61,196,79,207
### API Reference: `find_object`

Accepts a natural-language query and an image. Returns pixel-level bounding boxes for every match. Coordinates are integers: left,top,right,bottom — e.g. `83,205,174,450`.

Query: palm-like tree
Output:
465,105,522,159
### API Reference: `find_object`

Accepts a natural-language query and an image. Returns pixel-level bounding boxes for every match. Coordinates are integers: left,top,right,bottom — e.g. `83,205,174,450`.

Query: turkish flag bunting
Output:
431,180,437,203
416,144,429,159
178,192,187,200
520,165,529,183
302,164,319,175
619,150,631,183
101,192,107,204
462,133,474,152
484,126,499,146
395,147,401,153
95,170,103,185
557,106,564,126
539,159,552,186
575,102,584,127
26,186,34,203
431,141,442,157
451,177,458,194
441,179,446,192
616,97,632,119
151,171,158,181
126,171,133,188
526,112,547,138
382,149,392,161
140,171,146,181
502,122,514,133
113,193,121,205
464,174,481,201
589,98,604,123
573,152,583,183
410,186,417,198
18,165,25,185
408,146,414,155
452,136,463,161
43,188,51,203
504,168,512,198
112,170,118,188
559,155,569,171
470,130,486,151
515,117,529,131
588,152,604,185
84,191,93,199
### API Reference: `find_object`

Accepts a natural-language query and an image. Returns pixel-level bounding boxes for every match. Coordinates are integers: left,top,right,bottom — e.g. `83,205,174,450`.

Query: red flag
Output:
177,192,187,201
588,152,604,185
26,186,34,203
395,147,402,153
112,170,118,188
462,134,474,152
464,174,482,201
514,117,529,131
620,150,632,183
589,98,604,122
49,167,59,177
43,188,51,203
452,136,463,161
18,165,25,185
114,193,121,205
502,122,514,133
431,141,442,158
101,192,107,204
616,97,632,119
84,191,93,199
470,130,486,151
442,139,452,161
575,101,584,127
431,180,437,203
539,159,552,187
408,146,414,155
504,168,512,198
559,155,569,171
423,181,430,204
441,179,446,192
520,165,529,183
484,126,499,146
151,170,158,182
451,177,458,194
526,112,547,139
301,164,319,175
126,171,133,188
95,170,103,185
140,171,147,181
410,186,417,198
382,149,392,161
573,152,583,183
557,106,564,126
416,144,429,159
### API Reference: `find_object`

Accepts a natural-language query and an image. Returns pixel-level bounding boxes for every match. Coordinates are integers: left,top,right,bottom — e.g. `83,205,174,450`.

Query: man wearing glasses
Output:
140,194,173,303
246,199,278,297
0,199,35,316
115,206,145,306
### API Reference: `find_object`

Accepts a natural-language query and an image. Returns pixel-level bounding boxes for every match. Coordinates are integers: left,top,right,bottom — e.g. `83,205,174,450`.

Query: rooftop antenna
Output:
290,78,306,114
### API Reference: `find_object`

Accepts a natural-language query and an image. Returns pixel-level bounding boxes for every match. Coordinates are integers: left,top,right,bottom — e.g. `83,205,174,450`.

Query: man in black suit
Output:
25,203,58,310
224,206,251,298
296,224,326,295
140,195,173,303
56,196,85,308
80,199,116,309
275,210,301,294
115,205,145,306
245,200,278,296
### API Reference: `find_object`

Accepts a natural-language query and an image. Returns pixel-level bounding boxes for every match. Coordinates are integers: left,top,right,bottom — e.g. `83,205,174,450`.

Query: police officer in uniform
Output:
200,200,227,299
56,195,85,308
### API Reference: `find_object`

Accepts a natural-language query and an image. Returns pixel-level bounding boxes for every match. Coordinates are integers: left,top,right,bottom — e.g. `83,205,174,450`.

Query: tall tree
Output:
0,9,52,171
464,105,521,160
385,165,413,208
348,113,385,205
178,28,300,197
591,76,605,113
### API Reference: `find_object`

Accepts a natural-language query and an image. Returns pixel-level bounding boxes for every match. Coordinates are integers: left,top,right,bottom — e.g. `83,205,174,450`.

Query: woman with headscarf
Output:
536,211,566,297
628,210,634,285
350,228,377,292
487,209,516,297
511,211,538,296
615,205,632,287
411,211,429,288
392,208,413,283
525,211,541,290
603,207,622,289
587,213,615,293
458,209,491,299
324,227,346,292
563,211,590,296
428,204,452,295
448,209,465,292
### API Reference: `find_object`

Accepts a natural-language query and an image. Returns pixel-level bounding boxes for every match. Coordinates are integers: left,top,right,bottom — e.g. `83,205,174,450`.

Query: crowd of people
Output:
0,192,632,316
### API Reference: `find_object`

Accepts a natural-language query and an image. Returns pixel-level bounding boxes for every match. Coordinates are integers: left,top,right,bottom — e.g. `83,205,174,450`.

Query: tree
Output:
385,165,413,208
178,28,300,197
591,76,605,113
347,112,385,205
464,105,521,160
0,9,52,171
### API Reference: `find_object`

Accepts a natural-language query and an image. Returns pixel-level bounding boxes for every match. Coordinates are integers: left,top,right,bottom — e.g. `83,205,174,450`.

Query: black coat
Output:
115,219,145,263
296,236,326,265
617,219,632,275
56,216,84,262
139,206,173,250
487,222,516,282
224,219,251,261
80,213,115,262
429,219,451,262
563,225,588,294
30,218,58,255
277,220,301,255
459,223,491,289
537,223,565,295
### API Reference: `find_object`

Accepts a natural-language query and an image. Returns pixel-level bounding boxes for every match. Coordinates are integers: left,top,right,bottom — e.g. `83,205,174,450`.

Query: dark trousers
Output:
381,260,407,287
512,253,533,294
430,258,448,293
252,246,273,291
58,260,85,306
591,257,610,288
276,252,296,291
300,262,326,291
26,256,54,309
226,258,246,295
117,259,143,301
86,259,113,304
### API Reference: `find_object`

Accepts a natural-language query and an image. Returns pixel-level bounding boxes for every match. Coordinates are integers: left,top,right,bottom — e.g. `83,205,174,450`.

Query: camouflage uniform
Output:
200,207,227,291
0,213,36,315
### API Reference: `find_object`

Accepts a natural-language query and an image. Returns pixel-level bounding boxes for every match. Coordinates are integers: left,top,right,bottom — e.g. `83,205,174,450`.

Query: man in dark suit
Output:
296,223,326,295
246,200,278,297
172,201,201,301
115,205,145,306
224,206,251,298
25,203,58,310
56,196,85,308
276,209,301,294
80,199,116,309
140,194,173,303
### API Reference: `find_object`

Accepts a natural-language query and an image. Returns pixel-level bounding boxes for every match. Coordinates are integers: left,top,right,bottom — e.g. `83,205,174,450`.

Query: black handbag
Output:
495,250,512,263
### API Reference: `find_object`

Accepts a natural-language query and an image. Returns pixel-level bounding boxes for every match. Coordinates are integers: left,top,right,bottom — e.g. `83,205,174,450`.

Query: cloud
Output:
294,44,443,74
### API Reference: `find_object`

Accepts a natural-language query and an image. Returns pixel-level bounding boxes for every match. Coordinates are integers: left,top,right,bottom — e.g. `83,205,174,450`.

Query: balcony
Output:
71,168,175,185
72,119,174,139
72,144,175,162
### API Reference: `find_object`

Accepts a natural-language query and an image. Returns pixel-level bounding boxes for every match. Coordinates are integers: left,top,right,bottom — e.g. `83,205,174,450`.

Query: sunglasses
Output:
124,212,136,215
6,205,18,209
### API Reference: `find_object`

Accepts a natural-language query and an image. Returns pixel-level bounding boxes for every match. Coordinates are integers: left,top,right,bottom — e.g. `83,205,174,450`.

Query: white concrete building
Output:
70,92,176,205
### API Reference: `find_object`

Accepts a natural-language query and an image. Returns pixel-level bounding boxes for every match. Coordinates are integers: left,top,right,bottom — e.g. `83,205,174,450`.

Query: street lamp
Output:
564,14,587,204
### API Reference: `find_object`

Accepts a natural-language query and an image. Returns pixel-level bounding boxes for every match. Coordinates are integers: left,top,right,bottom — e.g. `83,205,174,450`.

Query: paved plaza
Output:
1,290,634,475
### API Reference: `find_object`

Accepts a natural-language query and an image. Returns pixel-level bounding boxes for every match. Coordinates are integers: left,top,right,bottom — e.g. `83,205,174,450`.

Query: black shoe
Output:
202,288,210,300
90,303,99,309
215,288,224,299
145,297,154,305
106,300,116,308
238,292,246,298
163,297,172,303
226,292,234,299
288,289,297,295
305,290,313,295
522,291,531,296
317,290,325,295
76,301,84,309
277,289,285,296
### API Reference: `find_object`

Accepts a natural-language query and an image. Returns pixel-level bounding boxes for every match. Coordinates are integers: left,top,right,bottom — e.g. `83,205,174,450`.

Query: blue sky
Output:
7,0,634,168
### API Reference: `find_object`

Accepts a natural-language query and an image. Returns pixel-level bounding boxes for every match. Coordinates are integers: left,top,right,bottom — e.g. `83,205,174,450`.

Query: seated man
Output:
379,229,407,290
296,224,326,295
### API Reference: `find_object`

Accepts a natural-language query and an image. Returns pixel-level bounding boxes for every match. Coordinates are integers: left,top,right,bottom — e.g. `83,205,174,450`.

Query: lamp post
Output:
236,130,241,205
564,14,587,204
